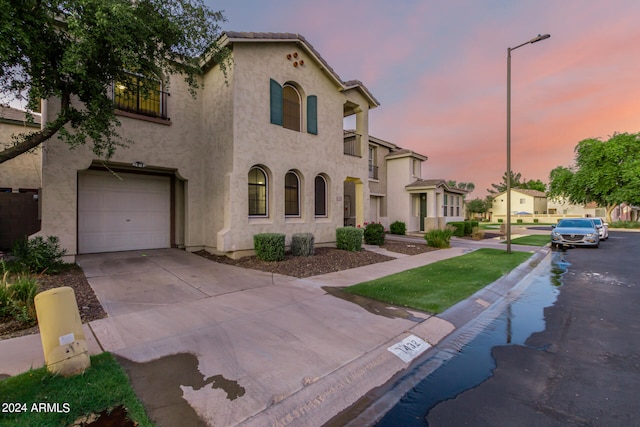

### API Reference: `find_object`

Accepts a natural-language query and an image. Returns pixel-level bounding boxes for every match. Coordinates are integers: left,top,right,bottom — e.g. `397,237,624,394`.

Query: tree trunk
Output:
606,205,616,223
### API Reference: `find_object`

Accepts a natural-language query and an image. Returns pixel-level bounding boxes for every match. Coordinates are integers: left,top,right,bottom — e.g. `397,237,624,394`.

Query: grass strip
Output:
507,235,551,246
345,248,532,314
0,352,152,427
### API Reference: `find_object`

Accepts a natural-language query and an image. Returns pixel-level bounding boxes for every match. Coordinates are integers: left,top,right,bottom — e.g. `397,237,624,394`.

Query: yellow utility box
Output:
34,286,90,376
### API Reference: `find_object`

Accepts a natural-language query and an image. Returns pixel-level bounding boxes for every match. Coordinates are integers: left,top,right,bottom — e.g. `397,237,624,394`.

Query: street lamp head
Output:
530,34,551,44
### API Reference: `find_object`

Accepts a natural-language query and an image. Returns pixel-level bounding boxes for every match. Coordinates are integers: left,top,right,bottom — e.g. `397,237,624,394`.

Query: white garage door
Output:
78,170,170,253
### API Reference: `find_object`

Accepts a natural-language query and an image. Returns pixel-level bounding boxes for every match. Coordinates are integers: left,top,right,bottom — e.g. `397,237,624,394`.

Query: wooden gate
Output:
0,192,40,250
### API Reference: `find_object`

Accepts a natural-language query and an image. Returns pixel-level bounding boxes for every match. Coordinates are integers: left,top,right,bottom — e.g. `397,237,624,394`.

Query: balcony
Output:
113,76,169,120
344,134,361,157
368,164,379,180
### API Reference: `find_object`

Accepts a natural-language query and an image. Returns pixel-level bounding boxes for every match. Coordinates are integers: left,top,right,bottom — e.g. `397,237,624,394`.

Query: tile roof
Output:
0,106,41,125
222,32,379,107
405,179,469,193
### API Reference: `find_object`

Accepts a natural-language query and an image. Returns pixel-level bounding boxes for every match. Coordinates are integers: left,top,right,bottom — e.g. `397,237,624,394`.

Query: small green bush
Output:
363,223,385,245
610,221,640,229
533,219,539,223
470,220,479,229
498,218,503,223
424,226,454,248
389,221,407,235
336,227,364,252
291,233,315,257
463,221,473,235
0,268,39,325
253,233,285,261
517,219,523,224
448,222,466,237
12,236,67,274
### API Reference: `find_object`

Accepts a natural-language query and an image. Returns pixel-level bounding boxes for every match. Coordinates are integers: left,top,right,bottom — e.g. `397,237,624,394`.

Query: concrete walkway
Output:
0,242,547,426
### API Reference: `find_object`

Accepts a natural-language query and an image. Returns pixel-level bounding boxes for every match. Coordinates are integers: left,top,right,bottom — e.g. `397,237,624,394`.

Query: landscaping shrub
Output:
363,223,385,245
533,219,539,223
389,220,407,235
610,221,640,229
0,266,39,325
424,226,455,248
471,226,485,240
517,219,523,224
12,235,67,274
498,218,503,223
463,221,473,235
448,221,466,237
291,233,315,257
470,220,479,229
336,227,364,252
253,233,285,261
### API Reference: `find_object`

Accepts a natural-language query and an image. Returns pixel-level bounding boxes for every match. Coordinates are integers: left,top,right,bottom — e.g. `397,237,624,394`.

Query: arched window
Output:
282,85,301,131
314,175,327,217
285,171,300,216
248,167,268,216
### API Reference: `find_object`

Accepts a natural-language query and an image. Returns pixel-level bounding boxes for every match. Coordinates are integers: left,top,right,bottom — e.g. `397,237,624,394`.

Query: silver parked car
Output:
551,218,600,248
591,217,609,240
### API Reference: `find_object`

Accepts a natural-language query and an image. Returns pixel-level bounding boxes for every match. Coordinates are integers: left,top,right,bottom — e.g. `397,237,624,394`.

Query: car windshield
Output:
557,220,594,228
592,218,602,225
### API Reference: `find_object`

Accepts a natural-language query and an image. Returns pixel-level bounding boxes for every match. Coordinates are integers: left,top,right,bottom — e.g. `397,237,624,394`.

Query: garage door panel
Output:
78,171,171,253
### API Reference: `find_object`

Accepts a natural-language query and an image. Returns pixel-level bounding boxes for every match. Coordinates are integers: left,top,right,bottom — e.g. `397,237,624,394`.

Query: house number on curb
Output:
388,335,431,363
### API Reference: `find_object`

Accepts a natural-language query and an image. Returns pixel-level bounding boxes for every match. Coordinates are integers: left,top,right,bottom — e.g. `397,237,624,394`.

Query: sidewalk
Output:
0,242,548,426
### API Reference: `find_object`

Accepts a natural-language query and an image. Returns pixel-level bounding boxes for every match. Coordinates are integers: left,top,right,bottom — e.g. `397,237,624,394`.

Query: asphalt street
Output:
427,231,640,426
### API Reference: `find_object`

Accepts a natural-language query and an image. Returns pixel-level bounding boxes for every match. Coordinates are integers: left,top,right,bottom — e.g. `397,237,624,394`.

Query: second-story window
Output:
368,146,378,179
270,79,317,134
113,73,168,119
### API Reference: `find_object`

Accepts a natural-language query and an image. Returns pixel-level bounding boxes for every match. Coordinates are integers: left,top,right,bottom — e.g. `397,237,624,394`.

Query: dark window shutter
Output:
307,95,317,135
270,79,283,126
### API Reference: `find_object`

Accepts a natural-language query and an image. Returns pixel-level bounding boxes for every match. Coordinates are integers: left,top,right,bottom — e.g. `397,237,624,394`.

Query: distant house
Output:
491,189,547,221
547,200,606,218
0,106,41,192
350,131,467,232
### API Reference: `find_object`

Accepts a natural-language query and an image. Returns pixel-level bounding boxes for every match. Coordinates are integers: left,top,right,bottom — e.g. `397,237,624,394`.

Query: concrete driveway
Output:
78,249,455,426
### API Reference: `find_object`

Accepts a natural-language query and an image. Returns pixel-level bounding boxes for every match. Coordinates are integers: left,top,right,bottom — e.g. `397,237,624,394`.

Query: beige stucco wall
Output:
0,120,42,190
39,76,208,257
210,42,371,254
38,38,375,258
386,156,416,230
492,190,547,216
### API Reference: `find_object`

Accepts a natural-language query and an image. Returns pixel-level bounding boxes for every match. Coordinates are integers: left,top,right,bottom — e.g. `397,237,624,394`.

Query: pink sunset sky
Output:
209,0,640,199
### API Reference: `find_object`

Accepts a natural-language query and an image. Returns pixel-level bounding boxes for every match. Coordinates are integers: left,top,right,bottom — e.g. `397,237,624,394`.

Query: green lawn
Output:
507,235,551,246
345,248,532,314
0,352,152,427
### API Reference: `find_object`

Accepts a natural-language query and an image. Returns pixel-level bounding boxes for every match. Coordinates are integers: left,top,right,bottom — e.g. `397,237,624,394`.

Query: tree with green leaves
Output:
465,197,490,219
487,171,546,194
547,132,640,222
0,0,229,164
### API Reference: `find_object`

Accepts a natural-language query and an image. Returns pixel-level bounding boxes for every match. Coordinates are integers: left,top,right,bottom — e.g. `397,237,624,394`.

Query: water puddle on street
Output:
371,250,569,427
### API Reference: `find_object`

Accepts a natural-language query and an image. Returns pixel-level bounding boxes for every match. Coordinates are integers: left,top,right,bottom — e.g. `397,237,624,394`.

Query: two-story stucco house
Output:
27,32,379,260
0,106,42,192
491,188,547,221
352,131,467,232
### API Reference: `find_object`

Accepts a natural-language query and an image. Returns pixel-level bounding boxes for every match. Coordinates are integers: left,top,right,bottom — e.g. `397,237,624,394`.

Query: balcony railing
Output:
113,78,169,120
368,164,379,180
344,134,361,157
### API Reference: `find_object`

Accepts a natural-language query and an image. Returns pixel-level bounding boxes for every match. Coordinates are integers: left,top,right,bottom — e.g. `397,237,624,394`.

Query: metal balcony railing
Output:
113,77,169,120
369,164,379,180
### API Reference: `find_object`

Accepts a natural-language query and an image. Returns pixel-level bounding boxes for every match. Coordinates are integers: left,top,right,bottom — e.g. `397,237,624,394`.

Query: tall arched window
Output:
249,167,268,216
315,175,327,217
285,171,300,216
282,85,301,132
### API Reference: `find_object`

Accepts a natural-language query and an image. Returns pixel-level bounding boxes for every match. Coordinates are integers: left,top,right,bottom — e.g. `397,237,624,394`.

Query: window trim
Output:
314,175,328,217
248,166,269,217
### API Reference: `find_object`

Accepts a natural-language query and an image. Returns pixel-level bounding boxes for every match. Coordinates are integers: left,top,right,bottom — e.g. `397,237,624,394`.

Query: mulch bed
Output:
0,265,107,340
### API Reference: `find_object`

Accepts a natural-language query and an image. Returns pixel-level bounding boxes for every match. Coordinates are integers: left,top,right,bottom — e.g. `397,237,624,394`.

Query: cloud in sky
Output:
211,0,640,198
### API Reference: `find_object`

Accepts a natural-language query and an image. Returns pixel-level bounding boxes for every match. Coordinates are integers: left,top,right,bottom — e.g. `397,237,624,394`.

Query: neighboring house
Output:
491,188,547,221
547,200,606,218
0,106,42,192
351,130,467,232
24,32,380,260
0,106,42,249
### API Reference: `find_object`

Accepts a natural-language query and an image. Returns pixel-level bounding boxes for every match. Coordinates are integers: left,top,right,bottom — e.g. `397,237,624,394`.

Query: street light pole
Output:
506,33,550,254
